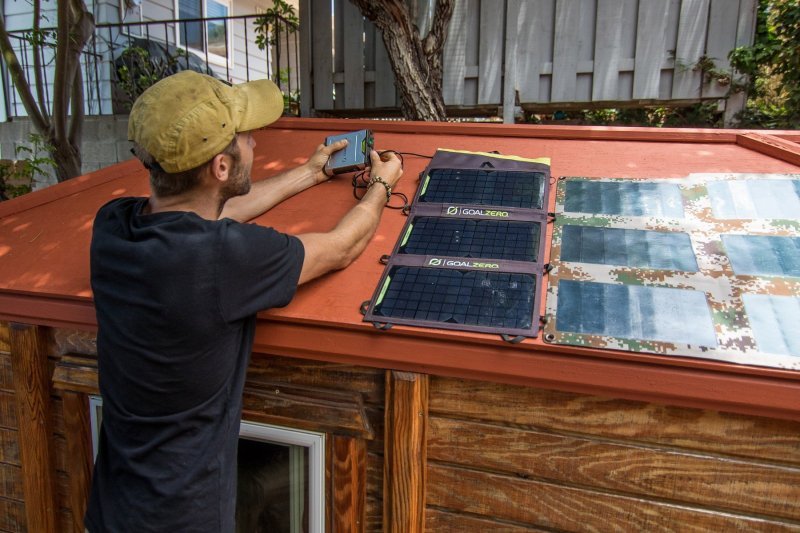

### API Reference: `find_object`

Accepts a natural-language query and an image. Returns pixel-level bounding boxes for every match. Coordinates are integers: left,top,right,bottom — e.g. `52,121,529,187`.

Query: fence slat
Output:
552,0,582,102
443,0,469,106
312,0,334,110
300,0,312,116
516,0,555,103
703,0,739,99
592,0,625,102
502,0,521,122
633,0,670,100
672,0,710,99
477,0,503,105
342,0,364,109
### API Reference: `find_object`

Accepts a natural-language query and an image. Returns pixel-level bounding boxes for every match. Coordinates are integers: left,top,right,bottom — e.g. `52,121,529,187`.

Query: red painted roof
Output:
2,118,799,419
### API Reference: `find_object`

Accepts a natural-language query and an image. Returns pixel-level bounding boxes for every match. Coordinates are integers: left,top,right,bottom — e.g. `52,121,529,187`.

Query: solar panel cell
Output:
374,267,536,329
564,180,684,217
401,217,541,261
421,169,546,208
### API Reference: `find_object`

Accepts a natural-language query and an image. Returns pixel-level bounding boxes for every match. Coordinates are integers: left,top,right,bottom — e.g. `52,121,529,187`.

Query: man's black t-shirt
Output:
85,197,304,532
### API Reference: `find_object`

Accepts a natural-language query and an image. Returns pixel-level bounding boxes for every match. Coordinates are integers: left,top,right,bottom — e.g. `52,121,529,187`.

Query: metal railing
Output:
0,13,300,119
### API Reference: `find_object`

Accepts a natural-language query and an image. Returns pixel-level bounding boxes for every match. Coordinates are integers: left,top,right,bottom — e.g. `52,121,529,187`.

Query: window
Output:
238,422,325,533
177,0,231,62
89,398,325,532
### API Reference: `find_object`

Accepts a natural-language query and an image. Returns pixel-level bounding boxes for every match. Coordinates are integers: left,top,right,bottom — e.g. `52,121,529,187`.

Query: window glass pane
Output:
179,0,203,50
206,0,229,56
237,438,309,533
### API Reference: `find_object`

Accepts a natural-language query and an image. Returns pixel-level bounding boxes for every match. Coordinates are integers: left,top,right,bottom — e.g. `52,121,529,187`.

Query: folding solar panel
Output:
545,174,800,370
363,149,551,339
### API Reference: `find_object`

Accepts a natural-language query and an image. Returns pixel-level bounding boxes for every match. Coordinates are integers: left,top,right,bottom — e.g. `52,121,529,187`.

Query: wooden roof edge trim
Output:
254,321,800,422
260,314,799,381
0,293,97,331
736,132,800,168
271,117,748,143
0,158,142,219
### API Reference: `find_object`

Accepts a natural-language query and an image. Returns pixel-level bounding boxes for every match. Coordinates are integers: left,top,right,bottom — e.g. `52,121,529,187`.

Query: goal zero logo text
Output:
428,257,499,269
445,206,509,218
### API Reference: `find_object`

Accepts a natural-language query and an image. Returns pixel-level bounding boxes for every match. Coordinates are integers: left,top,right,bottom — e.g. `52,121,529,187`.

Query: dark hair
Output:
132,135,241,198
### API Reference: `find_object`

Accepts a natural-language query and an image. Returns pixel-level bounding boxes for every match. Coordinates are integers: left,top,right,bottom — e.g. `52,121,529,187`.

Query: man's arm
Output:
220,139,348,222
296,150,403,285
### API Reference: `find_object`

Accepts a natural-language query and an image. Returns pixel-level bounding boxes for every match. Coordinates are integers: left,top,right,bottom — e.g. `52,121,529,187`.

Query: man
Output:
86,71,402,532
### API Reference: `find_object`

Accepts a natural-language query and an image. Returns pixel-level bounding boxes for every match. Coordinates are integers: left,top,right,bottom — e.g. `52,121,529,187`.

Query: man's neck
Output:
146,191,224,220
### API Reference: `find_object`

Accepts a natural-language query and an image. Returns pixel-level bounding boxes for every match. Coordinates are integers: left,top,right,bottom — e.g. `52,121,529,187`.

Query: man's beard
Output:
220,159,252,204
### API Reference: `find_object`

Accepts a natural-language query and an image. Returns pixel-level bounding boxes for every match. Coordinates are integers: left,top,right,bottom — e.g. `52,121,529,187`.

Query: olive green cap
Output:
128,71,284,173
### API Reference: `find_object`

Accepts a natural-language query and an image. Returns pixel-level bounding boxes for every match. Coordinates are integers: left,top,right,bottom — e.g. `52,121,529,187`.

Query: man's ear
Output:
209,153,231,183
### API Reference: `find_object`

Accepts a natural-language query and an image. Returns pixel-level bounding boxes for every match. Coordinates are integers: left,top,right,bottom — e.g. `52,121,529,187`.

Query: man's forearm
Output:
220,163,319,222
296,184,389,284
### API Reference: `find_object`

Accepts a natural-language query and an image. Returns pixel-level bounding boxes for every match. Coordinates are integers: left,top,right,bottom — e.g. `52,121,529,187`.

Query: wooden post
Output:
9,323,58,533
62,392,92,533
328,435,367,532
383,371,429,533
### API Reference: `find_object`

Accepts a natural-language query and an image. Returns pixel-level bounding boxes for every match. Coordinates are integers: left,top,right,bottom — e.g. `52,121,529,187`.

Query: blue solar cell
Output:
742,294,800,356
560,225,698,271
375,267,535,329
421,169,546,209
400,217,540,261
564,180,684,217
555,280,717,347
722,235,800,277
707,179,800,219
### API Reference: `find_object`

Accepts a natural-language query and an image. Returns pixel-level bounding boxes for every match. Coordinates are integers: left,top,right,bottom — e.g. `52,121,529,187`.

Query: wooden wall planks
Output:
427,464,799,532
6,321,800,532
426,376,800,530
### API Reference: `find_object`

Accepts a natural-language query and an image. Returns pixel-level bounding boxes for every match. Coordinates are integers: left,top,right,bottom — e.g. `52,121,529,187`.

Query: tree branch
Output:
54,0,93,145
52,0,70,143
32,0,48,123
423,0,454,56
0,13,49,132
68,66,83,145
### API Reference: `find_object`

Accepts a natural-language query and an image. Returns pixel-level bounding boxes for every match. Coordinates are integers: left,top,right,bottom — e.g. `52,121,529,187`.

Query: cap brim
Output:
235,79,284,132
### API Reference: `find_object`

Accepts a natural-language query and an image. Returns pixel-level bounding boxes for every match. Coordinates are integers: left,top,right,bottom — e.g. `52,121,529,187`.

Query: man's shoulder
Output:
95,196,144,220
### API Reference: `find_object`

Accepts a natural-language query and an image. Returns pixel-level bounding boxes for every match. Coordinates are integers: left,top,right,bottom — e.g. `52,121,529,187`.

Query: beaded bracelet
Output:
367,176,392,203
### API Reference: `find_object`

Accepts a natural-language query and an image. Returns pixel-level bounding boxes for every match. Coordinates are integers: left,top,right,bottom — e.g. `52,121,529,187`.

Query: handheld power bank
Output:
324,129,374,175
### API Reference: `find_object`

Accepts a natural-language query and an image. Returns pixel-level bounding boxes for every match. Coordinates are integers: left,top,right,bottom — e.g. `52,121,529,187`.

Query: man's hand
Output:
367,150,403,188
305,139,348,185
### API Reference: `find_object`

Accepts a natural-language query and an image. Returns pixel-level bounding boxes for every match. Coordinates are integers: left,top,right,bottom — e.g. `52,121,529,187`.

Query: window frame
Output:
174,0,233,67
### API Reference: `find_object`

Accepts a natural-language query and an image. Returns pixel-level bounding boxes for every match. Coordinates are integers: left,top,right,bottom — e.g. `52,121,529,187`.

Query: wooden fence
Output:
299,0,757,122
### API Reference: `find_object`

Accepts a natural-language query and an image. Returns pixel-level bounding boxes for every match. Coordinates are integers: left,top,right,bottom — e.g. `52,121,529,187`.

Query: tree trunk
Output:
349,0,454,121
49,134,82,183
0,0,93,182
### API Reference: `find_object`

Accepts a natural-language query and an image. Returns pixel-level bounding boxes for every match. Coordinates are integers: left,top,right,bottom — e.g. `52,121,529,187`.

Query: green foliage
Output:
525,103,722,128
253,0,299,51
0,133,56,200
729,0,800,128
252,0,301,117
116,46,182,110
277,68,300,115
